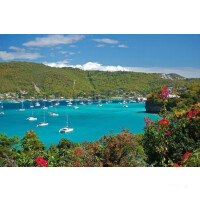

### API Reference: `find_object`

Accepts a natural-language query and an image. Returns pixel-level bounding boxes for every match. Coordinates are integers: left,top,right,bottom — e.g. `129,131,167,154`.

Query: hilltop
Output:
0,61,200,98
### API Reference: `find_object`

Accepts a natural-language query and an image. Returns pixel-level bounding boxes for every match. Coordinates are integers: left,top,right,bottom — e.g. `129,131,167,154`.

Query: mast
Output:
66,107,69,127
44,109,46,122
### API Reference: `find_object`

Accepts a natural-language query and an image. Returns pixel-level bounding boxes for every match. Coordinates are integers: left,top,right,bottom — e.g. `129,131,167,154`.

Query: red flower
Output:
76,162,79,166
158,119,169,128
159,86,170,99
193,108,199,115
174,164,179,167
187,111,193,119
35,157,48,167
167,131,171,135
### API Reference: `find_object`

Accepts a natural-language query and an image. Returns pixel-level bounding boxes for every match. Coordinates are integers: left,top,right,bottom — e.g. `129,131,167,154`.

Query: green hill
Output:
0,61,200,98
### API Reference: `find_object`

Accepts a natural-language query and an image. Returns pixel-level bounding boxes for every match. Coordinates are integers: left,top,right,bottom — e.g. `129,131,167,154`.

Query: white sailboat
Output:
49,101,53,108
49,104,59,116
59,108,73,133
27,106,37,121
37,109,48,127
73,100,79,109
55,100,60,106
41,101,48,109
35,100,40,107
30,101,34,108
19,100,25,111
67,100,72,106
98,99,102,107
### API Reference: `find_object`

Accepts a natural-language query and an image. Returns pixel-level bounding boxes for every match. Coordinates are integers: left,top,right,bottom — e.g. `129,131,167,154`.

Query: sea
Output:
0,100,160,148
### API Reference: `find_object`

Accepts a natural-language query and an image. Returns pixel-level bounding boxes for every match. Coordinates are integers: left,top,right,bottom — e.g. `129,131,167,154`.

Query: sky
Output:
0,34,200,78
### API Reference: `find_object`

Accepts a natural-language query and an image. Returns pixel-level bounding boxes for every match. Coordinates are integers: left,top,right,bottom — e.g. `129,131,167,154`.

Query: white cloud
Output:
118,44,128,48
43,60,71,68
96,44,105,47
23,34,84,47
93,38,118,44
43,61,200,78
0,46,41,61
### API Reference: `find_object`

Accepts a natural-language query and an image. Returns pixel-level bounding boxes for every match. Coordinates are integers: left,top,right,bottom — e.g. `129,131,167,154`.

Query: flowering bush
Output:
73,151,88,167
143,86,200,166
35,157,49,167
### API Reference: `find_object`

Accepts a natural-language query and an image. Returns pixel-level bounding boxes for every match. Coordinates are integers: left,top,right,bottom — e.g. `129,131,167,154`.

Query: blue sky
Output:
0,34,200,77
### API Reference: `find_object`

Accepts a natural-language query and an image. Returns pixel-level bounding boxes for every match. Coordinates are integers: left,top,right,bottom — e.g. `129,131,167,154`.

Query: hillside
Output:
0,61,200,98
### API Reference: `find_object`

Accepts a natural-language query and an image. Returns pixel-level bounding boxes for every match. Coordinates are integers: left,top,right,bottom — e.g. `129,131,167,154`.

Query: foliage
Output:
1,61,200,98
0,130,146,167
143,86,200,166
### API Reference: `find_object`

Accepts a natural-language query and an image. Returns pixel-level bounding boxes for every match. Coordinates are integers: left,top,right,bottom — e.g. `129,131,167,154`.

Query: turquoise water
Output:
0,101,159,147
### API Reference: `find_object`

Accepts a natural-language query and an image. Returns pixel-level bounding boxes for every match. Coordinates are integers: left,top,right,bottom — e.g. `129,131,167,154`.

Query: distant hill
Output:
0,61,200,97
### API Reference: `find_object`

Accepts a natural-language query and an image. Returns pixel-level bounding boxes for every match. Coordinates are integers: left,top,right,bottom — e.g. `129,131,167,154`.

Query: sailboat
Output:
67,100,72,106
27,106,37,121
55,99,60,106
73,100,79,109
49,101,53,108
98,99,102,107
41,101,48,109
59,108,73,133
37,109,48,127
0,102,4,115
35,99,40,106
19,100,25,111
49,104,59,116
30,101,34,108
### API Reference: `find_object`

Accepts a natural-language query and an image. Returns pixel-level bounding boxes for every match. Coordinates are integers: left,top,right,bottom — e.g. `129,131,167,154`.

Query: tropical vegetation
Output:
1,61,200,98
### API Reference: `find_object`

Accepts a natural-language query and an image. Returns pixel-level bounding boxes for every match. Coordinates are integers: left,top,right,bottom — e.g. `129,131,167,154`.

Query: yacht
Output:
37,122,48,127
41,106,48,109
59,108,73,133
27,106,37,121
19,100,25,111
27,117,37,121
98,99,102,107
49,112,59,116
67,101,72,106
35,100,40,107
73,106,79,109
37,109,48,127
59,127,74,133
123,105,128,108
41,101,48,109
30,101,34,108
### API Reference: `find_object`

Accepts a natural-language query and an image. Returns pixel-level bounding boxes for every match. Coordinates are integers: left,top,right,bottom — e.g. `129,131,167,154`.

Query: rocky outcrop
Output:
145,101,162,113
